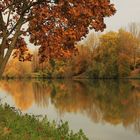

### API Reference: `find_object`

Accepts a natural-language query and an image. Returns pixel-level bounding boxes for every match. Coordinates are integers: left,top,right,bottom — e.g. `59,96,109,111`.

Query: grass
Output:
0,103,88,140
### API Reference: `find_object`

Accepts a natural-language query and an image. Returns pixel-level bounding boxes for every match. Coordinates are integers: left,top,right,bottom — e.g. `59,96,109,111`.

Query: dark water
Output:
0,79,140,140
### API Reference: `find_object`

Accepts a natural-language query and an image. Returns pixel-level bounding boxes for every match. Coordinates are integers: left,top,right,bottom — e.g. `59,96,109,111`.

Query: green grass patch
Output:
0,104,88,140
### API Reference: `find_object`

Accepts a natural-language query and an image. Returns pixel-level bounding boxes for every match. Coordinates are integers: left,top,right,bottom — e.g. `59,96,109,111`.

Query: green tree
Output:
91,32,119,78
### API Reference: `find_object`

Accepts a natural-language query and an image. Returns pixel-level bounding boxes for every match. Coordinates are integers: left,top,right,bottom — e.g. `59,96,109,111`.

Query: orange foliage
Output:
4,57,32,78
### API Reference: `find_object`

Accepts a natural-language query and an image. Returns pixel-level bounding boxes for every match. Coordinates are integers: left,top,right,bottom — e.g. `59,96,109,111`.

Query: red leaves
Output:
28,0,116,63
13,37,33,62
1,0,116,63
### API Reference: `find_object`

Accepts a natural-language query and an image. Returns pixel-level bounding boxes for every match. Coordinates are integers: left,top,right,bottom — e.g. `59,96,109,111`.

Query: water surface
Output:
0,79,140,140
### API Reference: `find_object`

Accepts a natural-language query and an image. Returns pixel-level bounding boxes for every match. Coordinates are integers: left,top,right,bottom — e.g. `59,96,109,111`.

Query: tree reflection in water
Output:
0,79,140,134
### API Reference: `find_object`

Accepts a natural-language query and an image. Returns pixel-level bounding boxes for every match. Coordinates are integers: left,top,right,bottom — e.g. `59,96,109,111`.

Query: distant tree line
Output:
4,23,140,79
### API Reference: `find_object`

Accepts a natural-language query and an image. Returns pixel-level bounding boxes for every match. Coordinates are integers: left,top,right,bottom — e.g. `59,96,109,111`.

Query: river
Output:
0,79,140,140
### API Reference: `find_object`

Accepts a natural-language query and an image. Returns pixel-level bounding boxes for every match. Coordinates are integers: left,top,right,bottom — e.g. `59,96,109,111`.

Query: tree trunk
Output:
0,21,23,78
133,47,137,70
0,49,4,66
0,48,13,78
0,32,8,66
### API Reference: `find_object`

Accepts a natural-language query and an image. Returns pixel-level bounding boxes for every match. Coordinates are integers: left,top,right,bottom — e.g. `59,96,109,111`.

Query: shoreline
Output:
1,76,140,80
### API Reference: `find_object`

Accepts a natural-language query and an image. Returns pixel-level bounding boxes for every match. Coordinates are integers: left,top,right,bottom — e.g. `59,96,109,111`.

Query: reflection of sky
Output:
0,89,15,106
105,0,140,31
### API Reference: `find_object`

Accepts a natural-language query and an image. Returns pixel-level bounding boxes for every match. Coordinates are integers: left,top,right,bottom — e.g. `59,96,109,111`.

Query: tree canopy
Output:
0,0,116,77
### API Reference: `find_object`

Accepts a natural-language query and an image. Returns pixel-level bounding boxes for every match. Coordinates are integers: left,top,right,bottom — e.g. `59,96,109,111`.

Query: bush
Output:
0,104,88,140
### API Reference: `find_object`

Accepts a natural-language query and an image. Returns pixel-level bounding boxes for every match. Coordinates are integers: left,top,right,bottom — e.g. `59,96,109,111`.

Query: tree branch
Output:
0,12,6,31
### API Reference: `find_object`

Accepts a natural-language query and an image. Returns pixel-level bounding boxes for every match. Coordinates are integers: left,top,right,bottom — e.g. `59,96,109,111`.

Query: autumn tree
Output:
128,23,140,69
88,30,140,78
92,31,119,78
118,29,140,72
0,0,116,78
4,58,32,78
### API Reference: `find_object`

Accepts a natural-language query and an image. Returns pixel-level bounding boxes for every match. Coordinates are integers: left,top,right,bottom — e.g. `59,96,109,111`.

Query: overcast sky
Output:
104,0,140,31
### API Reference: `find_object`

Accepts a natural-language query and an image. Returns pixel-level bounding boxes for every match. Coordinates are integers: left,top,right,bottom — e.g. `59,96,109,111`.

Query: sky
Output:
105,0,140,31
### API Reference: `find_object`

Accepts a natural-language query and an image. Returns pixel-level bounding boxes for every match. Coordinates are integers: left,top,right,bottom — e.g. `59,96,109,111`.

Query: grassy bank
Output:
0,104,88,140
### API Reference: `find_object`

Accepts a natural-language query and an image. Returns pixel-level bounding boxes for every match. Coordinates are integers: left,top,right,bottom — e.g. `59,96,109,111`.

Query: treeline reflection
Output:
0,80,140,134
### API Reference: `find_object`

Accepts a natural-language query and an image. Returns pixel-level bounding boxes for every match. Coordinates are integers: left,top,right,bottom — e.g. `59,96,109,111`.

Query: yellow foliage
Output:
4,58,32,78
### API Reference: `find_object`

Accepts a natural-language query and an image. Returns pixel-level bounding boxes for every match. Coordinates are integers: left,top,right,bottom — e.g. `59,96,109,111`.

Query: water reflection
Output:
0,81,34,110
0,79,140,137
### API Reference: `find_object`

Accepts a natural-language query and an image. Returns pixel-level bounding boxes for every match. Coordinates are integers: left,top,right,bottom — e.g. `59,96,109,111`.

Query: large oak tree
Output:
0,0,116,78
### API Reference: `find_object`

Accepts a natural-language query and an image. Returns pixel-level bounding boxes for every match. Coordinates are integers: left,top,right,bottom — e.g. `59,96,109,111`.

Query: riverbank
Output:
0,103,88,140
1,74,140,80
